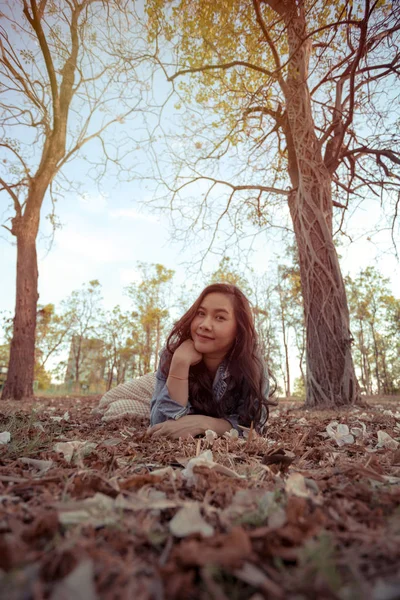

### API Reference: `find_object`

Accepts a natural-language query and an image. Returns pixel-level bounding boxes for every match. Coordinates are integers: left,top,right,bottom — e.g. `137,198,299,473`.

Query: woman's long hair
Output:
160,283,271,430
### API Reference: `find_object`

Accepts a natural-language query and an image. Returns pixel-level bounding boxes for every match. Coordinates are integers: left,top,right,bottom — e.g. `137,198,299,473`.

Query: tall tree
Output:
148,0,400,407
0,0,153,400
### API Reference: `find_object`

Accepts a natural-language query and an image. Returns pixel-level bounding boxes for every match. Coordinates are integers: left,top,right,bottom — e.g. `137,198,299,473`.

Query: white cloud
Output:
109,208,159,223
55,230,124,263
119,268,142,285
79,192,108,214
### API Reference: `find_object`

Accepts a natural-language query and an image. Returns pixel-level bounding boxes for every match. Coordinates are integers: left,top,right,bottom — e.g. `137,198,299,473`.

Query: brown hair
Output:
161,283,270,430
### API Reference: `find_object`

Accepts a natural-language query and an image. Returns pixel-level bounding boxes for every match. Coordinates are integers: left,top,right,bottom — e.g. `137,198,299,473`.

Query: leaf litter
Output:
0,394,400,599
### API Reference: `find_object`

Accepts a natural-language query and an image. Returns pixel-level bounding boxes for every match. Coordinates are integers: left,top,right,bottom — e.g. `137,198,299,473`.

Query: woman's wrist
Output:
170,354,191,374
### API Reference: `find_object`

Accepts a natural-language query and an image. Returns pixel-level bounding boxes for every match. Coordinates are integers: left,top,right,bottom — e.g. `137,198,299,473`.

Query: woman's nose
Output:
200,316,212,329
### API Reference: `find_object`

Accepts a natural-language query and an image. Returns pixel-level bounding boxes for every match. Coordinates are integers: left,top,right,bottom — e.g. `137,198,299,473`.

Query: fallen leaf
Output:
49,560,98,600
33,422,45,432
285,472,309,498
169,503,214,538
50,411,70,423
223,428,239,440
204,429,218,445
174,527,252,568
53,441,97,464
326,422,355,447
0,431,11,444
182,450,242,483
20,457,53,474
376,431,399,450
234,562,284,598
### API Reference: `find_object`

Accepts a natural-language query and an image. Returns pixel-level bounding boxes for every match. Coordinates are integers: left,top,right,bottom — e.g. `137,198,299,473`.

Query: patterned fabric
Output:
96,373,156,421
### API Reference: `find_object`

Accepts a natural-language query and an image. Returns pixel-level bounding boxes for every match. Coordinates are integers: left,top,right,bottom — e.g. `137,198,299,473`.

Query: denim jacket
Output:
150,351,269,433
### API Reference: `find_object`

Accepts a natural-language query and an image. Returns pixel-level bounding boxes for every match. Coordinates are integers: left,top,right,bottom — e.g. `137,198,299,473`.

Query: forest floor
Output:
0,395,400,600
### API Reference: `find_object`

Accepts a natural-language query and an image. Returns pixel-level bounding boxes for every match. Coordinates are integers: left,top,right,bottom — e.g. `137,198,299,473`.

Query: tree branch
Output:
173,176,291,197
23,0,59,118
252,0,287,92
167,60,275,82
0,177,22,215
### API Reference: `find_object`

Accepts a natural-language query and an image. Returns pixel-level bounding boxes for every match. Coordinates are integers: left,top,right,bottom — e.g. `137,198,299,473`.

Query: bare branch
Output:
0,177,22,215
167,60,275,82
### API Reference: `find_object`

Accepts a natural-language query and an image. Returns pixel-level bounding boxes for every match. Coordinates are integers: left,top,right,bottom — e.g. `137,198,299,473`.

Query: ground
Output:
0,396,400,600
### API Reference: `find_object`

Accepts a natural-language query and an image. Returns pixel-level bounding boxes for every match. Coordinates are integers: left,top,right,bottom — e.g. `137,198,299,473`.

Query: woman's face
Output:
190,292,238,359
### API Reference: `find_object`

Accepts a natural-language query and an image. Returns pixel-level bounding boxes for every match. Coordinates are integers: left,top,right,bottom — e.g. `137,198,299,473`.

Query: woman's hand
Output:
146,415,232,439
147,415,206,439
173,339,202,366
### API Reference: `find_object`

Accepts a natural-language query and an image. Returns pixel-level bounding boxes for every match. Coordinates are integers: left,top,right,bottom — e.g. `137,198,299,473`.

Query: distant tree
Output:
293,376,306,400
99,306,138,390
1,1,155,400
250,273,281,388
126,264,175,374
35,303,74,370
346,268,400,395
148,0,400,408
210,256,251,294
63,280,103,386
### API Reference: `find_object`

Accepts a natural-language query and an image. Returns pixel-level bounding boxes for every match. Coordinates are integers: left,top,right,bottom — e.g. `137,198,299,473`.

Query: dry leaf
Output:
376,431,399,450
326,422,355,447
0,431,11,444
49,560,97,600
20,457,53,474
204,429,218,445
53,441,97,464
169,503,214,538
182,450,242,483
285,472,309,497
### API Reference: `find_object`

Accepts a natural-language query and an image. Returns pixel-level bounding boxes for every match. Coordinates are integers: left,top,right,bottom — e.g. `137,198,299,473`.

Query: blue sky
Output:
1,181,399,324
1,0,399,330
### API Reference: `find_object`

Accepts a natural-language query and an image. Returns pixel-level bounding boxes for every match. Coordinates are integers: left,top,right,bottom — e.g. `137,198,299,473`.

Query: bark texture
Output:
282,6,359,407
2,216,39,400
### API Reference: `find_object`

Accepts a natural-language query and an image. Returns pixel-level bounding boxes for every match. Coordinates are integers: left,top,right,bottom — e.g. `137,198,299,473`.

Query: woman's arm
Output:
166,340,202,406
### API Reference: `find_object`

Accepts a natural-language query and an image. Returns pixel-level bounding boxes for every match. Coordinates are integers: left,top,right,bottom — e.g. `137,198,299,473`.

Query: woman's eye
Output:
216,316,226,321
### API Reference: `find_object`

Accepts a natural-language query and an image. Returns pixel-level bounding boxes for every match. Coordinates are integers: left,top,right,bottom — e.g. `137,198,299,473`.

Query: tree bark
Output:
2,224,39,400
282,8,360,408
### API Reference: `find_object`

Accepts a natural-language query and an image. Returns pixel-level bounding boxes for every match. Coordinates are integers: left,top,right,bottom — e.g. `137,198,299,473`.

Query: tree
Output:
210,256,251,294
148,0,400,408
250,273,282,393
63,280,103,386
1,0,154,400
346,268,400,395
35,303,74,371
275,244,306,397
125,263,175,374
99,306,138,390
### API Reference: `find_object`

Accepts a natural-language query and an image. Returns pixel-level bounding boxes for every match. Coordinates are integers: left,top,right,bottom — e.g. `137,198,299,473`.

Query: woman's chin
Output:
193,340,204,352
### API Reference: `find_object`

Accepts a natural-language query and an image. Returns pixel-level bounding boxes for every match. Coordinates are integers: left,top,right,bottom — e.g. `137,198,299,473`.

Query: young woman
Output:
147,283,271,439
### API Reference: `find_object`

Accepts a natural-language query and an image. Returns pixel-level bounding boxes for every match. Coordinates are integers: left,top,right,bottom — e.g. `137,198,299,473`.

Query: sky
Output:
1,0,400,357
1,182,399,322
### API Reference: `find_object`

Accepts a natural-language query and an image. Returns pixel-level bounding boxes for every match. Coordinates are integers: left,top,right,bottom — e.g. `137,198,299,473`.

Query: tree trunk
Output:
370,323,381,394
154,316,161,371
358,319,371,393
277,287,291,397
283,9,359,408
1,228,39,400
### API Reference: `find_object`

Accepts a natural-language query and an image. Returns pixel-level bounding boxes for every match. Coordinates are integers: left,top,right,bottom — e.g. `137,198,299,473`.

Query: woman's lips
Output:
196,333,214,341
